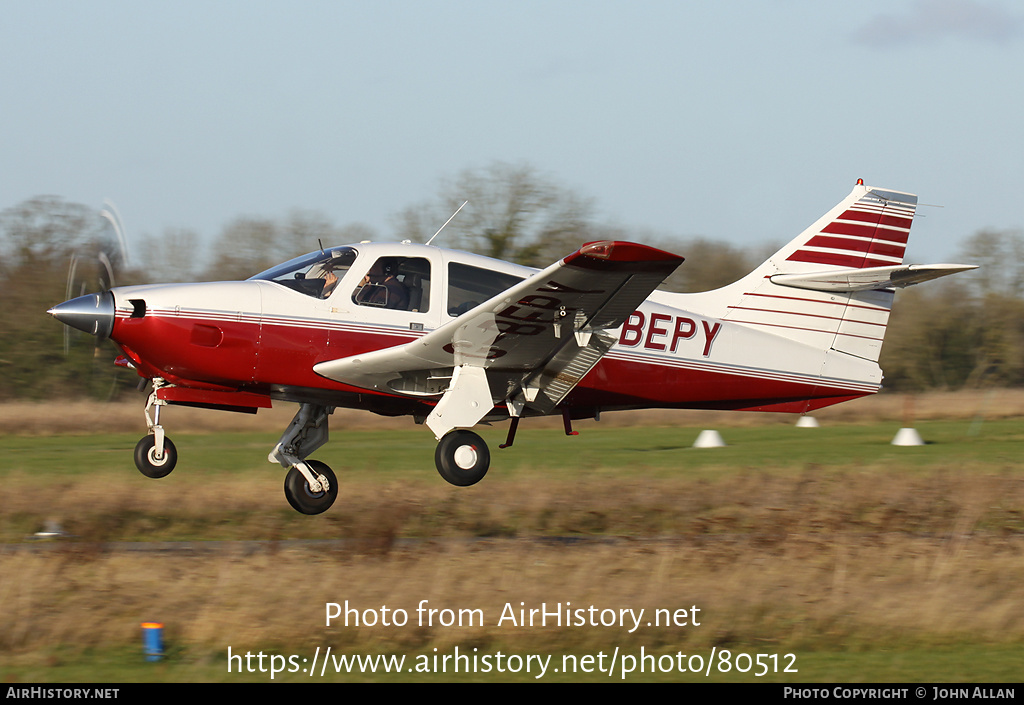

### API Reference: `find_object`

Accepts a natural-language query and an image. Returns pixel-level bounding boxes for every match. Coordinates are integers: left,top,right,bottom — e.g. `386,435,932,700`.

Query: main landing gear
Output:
434,430,490,486
283,459,338,515
431,408,581,488
425,365,494,488
269,403,338,515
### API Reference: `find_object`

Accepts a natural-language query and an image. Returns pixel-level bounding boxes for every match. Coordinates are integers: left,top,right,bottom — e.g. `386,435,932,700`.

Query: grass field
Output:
1,395,1022,682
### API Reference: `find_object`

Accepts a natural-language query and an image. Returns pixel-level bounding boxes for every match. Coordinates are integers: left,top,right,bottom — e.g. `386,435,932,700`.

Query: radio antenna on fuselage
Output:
426,201,468,246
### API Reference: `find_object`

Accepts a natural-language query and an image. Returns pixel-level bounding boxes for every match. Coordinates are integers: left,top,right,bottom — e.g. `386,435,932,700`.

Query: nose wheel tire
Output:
284,460,338,515
435,430,490,487
134,436,177,478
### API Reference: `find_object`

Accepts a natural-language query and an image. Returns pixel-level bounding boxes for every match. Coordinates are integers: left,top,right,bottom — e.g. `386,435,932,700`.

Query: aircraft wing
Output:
313,241,683,412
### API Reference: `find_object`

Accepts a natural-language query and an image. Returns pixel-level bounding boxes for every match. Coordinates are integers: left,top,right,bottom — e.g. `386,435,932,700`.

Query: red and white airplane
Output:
49,181,973,514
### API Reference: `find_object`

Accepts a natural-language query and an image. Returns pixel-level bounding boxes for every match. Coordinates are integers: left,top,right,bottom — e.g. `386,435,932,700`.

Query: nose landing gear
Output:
135,384,177,478
134,435,177,478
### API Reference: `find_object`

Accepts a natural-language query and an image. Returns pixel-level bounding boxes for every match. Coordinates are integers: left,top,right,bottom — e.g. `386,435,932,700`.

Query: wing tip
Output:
566,241,684,270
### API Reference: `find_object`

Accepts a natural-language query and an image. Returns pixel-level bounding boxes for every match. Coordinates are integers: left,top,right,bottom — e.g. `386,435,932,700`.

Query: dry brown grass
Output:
2,468,1022,657
4,469,1023,545
2,533,1021,658
4,388,1024,435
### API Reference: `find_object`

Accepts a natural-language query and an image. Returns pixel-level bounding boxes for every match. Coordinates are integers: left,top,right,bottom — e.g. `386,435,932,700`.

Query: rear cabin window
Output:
447,263,523,317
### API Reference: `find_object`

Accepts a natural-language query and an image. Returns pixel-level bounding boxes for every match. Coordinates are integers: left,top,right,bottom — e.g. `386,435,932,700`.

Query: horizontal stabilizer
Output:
770,263,977,293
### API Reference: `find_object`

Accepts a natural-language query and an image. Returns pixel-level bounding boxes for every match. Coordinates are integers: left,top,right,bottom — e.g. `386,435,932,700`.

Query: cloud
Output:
853,0,1023,47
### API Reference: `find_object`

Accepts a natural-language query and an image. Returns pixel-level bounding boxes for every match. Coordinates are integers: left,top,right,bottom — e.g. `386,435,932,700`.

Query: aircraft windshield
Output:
248,247,358,299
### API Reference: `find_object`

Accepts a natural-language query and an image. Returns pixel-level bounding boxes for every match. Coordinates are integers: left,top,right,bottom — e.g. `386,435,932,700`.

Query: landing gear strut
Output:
435,430,490,486
135,382,176,478
269,403,338,515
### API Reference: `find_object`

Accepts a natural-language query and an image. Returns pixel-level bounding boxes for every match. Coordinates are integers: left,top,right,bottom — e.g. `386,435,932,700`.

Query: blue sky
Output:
2,1,1022,264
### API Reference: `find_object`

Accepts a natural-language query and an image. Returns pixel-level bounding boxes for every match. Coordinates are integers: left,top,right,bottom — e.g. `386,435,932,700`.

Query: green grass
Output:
6,417,1024,481
3,419,1022,543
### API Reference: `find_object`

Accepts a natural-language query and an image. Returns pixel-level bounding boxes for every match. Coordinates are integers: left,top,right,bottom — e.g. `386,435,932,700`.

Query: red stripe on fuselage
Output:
111,310,877,417
742,292,890,313
726,304,887,328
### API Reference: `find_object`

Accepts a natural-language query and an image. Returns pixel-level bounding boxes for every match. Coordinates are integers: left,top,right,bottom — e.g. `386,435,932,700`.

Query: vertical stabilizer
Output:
685,182,917,363
778,183,916,270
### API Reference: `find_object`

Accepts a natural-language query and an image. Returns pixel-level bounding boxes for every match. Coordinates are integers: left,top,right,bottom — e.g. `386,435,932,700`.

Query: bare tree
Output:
880,229,1024,390
394,162,595,266
955,229,1024,387
0,197,128,400
880,281,978,390
655,237,759,293
0,196,98,264
957,229,1024,299
203,216,281,281
201,210,375,282
137,227,204,283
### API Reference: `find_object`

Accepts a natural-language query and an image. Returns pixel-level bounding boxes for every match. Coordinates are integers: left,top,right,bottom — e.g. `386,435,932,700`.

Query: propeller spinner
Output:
47,292,115,340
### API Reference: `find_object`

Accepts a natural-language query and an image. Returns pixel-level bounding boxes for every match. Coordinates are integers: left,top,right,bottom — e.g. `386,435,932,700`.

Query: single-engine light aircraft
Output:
49,181,974,514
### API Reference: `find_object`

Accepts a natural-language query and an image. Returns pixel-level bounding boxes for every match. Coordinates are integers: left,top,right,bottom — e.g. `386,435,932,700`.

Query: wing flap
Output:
524,329,619,412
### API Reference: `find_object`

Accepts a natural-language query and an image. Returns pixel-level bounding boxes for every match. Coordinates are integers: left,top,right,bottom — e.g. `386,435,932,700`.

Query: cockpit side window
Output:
447,262,523,317
352,257,431,312
248,247,358,299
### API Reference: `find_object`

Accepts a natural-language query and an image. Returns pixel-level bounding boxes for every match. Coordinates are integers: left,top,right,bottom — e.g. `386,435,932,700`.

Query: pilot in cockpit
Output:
356,259,409,310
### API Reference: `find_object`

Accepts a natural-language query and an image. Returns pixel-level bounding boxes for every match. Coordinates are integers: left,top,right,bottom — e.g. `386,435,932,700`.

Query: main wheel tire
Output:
284,460,338,515
435,430,490,487
134,435,177,478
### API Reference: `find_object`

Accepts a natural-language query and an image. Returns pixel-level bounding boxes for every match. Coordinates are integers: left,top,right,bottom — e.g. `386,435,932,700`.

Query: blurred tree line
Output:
2,162,1021,400
1,197,131,401
880,230,1024,390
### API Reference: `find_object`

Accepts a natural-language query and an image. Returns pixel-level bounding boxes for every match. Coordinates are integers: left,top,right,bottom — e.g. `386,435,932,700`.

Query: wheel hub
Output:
306,474,327,495
453,444,478,469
